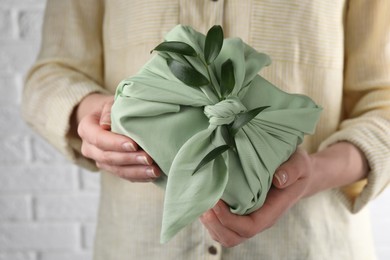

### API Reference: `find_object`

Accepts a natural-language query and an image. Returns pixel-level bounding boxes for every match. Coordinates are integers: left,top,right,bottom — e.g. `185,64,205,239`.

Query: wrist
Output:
76,93,113,123
308,142,369,196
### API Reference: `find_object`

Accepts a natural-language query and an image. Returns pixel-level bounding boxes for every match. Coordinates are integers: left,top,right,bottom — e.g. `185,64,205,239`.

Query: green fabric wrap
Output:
111,25,322,243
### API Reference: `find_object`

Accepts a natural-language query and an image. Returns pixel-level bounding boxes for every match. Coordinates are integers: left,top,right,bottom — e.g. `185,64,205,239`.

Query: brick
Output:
0,106,30,136
82,223,96,249
0,252,36,260
14,73,25,104
40,251,92,260
0,9,13,40
30,135,67,163
36,194,99,221
0,165,78,192
79,168,100,191
0,75,18,105
0,223,79,250
18,9,44,40
0,195,31,221
0,42,39,74
0,0,46,8
0,136,28,165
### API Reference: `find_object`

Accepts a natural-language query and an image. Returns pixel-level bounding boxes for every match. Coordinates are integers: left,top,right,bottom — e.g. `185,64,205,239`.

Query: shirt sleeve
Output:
319,0,390,213
22,0,107,170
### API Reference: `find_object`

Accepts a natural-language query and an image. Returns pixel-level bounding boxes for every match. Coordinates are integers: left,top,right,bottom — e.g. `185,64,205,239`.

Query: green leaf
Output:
220,59,235,97
167,58,209,87
221,125,235,148
230,106,270,136
192,145,230,175
151,41,197,56
204,25,224,64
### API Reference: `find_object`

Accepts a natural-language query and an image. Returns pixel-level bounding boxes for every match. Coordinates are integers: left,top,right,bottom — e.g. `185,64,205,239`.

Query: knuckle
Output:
239,229,255,239
263,220,276,230
238,225,256,239
202,212,216,224
218,218,232,228
94,132,104,147
77,123,85,138
113,166,127,179
116,167,140,182
80,143,87,156
96,162,111,173
222,238,239,248
100,151,114,165
80,143,90,158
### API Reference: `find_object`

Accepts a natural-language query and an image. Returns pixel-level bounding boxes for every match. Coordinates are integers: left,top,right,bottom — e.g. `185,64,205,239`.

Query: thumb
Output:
272,148,310,189
99,100,113,130
273,169,289,188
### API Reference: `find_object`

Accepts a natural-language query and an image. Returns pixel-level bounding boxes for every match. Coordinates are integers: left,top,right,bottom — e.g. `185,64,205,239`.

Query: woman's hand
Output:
74,93,160,182
200,143,369,247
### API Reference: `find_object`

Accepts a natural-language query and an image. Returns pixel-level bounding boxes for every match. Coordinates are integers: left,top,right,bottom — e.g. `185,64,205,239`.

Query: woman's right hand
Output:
75,93,160,182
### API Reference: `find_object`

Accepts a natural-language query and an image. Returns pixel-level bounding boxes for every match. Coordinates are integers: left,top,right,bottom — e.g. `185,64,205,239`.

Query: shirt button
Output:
208,245,218,255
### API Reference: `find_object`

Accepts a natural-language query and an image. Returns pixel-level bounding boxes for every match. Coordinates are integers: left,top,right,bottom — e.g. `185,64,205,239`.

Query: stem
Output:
182,55,197,70
197,54,221,100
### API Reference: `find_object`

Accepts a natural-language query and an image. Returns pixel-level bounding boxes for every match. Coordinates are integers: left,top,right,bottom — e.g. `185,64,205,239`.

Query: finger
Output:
273,148,311,188
99,99,114,130
210,201,256,239
81,142,154,166
200,207,243,247
249,181,308,232
78,114,138,152
97,163,161,181
211,181,308,238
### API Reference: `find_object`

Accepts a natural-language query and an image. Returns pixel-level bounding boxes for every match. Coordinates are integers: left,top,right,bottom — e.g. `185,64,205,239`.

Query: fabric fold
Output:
111,24,322,243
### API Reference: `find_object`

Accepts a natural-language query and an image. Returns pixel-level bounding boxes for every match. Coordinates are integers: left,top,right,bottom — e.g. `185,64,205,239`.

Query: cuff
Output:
318,116,390,213
23,80,109,171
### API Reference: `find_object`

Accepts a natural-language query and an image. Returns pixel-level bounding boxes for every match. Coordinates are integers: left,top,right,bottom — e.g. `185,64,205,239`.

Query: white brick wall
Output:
0,1,99,259
0,1,389,260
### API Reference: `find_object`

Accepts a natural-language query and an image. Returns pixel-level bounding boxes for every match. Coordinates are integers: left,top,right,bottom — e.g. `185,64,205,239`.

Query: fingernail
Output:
136,155,150,165
275,170,288,186
146,167,157,178
100,114,111,126
122,142,136,152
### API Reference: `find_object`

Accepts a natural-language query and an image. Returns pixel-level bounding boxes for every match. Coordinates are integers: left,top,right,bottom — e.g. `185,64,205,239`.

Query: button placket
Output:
179,0,225,34
206,243,222,259
202,226,222,259
210,0,224,27
208,245,218,255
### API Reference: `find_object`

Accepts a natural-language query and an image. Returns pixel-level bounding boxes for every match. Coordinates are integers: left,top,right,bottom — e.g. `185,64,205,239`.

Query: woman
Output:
23,1,390,259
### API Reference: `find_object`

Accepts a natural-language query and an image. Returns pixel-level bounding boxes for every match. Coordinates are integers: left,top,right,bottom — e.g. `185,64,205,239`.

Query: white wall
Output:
0,1,99,259
0,1,388,259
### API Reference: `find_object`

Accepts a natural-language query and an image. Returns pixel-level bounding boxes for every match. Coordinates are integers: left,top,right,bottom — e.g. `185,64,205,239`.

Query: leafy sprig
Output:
152,25,269,175
152,25,223,98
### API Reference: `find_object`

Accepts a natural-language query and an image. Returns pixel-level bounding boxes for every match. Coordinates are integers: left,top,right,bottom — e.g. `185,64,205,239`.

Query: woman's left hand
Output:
200,142,369,247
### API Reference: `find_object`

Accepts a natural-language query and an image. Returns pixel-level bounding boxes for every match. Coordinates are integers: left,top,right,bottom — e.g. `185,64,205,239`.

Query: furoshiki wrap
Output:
111,25,322,243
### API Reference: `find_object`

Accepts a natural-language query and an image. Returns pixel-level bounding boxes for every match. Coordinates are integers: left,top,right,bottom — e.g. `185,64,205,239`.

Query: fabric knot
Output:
204,97,247,126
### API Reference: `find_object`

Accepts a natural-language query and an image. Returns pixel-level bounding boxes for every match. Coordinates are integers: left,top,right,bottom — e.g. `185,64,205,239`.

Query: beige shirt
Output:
23,0,390,259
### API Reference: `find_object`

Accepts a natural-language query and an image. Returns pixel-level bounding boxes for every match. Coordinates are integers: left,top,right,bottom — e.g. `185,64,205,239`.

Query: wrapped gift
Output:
111,25,322,243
